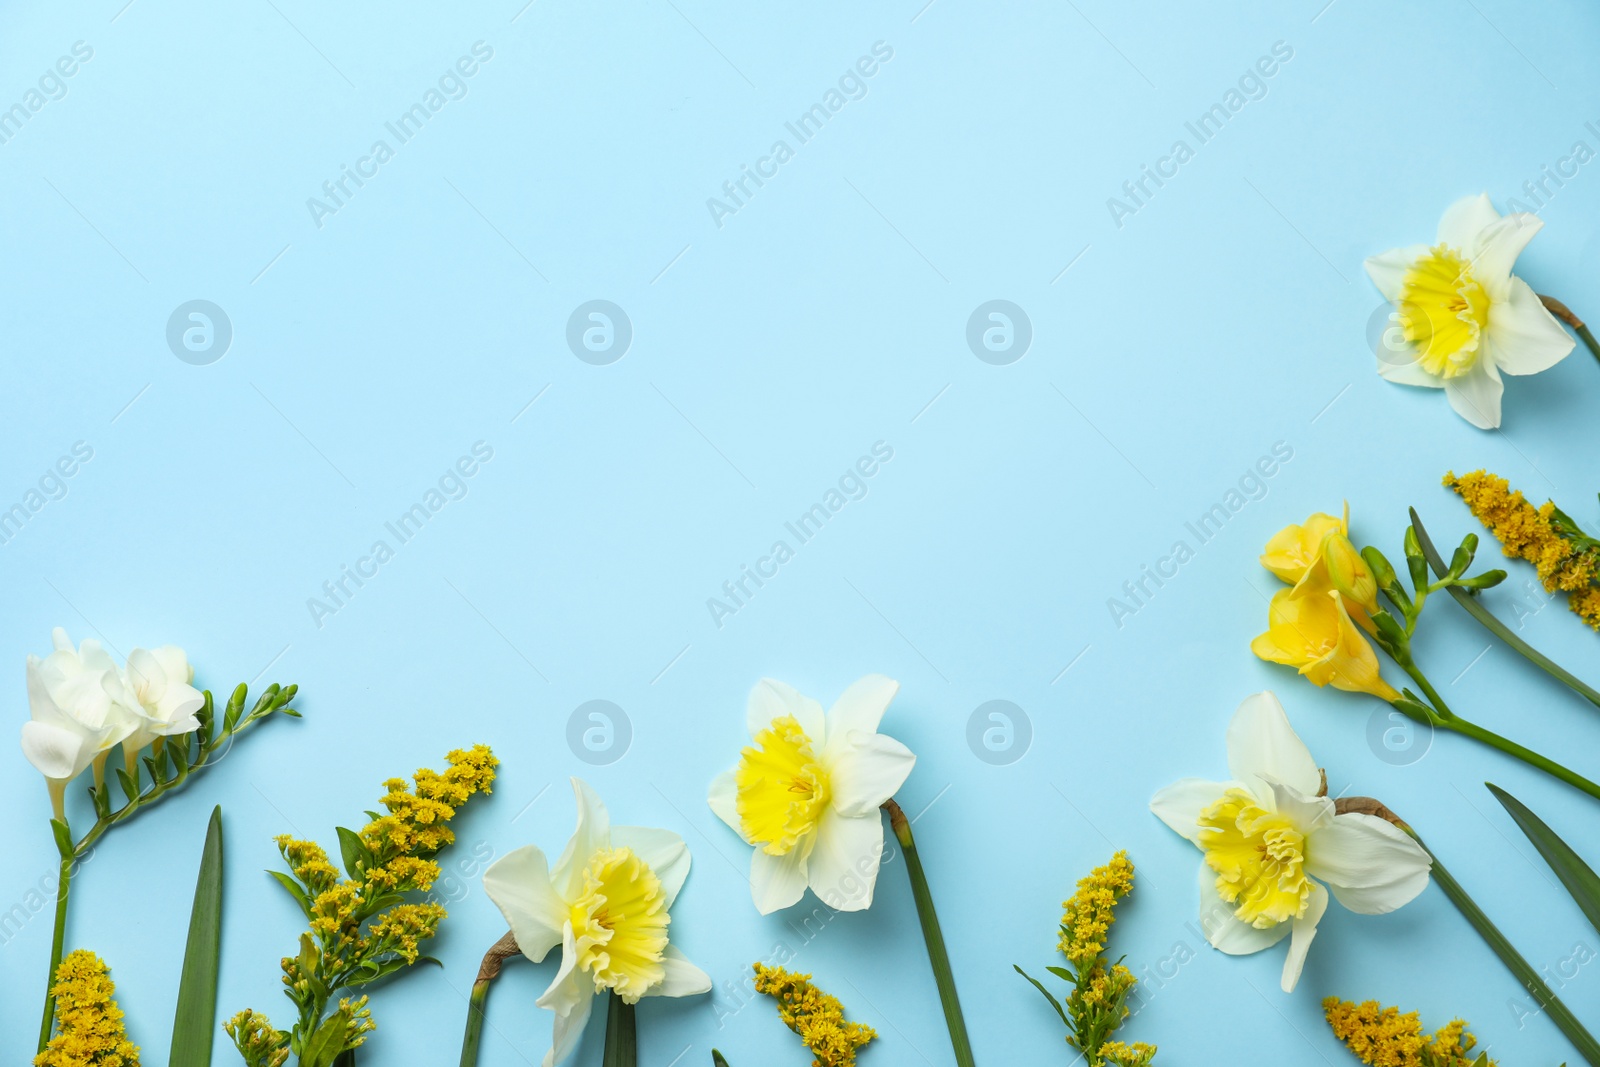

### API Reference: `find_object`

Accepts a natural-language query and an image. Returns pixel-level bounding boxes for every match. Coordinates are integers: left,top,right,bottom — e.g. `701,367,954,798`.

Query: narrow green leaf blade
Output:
169,806,225,1067
1489,783,1600,938
711,1053,730,1067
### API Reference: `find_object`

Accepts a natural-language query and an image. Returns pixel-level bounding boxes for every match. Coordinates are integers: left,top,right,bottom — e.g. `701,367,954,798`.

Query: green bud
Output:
1457,568,1508,590
1446,534,1478,579
1362,546,1398,590
1403,526,1428,589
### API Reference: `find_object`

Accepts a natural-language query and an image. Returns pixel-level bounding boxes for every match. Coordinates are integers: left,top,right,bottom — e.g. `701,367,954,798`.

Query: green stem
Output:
459,932,519,1067
603,992,636,1067
1579,323,1600,366
37,844,71,1053
885,800,976,1067
1411,509,1600,709
1407,825,1600,1065
1390,648,1600,803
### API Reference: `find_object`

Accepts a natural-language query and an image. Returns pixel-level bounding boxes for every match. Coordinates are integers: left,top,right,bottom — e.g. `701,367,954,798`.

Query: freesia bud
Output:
1322,531,1379,615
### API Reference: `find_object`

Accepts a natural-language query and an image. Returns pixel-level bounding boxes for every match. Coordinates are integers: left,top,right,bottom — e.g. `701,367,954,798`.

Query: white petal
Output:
1267,781,1334,835
50,627,72,653
125,648,169,703
746,678,826,743
1280,882,1329,993
827,734,915,818
538,935,595,1067
1150,778,1235,846
1488,276,1575,375
707,769,748,842
1364,244,1428,302
647,944,713,998
1307,813,1432,914
552,778,611,900
807,808,885,912
1226,692,1320,799
1444,359,1503,429
21,720,95,781
1376,356,1446,388
750,844,809,915
823,674,899,757
482,845,568,963
150,646,193,686
1469,212,1542,293
611,826,690,907
1196,864,1289,955
154,683,205,731
1437,193,1500,249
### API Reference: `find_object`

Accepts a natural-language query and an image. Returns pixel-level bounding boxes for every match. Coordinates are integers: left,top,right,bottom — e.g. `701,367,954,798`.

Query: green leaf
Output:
712,1053,731,1067
336,827,370,879
169,807,224,1067
1489,784,1600,938
116,766,140,804
1013,965,1069,1027
267,871,312,918
300,1008,351,1067
602,992,636,1067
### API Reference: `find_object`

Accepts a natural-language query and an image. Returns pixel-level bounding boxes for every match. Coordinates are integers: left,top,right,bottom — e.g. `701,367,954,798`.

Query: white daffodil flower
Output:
22,628,138,818
1365,193,1574,429
482,779,710,1067
708,675,916,915
1149,692,1432,993
117,645,205,761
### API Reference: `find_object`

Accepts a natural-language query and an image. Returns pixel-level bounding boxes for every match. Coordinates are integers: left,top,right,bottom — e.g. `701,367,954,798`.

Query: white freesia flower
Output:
1365,193,1574,429
708,675,916,915
22,628,138,818
117,645,205,760
482,779,710,1067
1149,692,1432,993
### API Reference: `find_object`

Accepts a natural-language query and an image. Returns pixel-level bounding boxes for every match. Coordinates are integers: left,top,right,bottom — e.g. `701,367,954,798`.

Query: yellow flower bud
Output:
1251,586,1400,703
1317,530,1380,616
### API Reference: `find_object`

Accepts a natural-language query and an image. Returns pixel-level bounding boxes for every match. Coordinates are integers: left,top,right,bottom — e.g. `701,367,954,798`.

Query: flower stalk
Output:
884,799,975,1067
459,932,519,1067
603,993,636,1067
1540,294,1600,366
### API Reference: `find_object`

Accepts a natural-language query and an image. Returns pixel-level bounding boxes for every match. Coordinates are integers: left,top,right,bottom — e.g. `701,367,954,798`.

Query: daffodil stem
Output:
1444,717,1600,803
459,932,519,1067
1406,826,1600,1066
1410,509,1600,709
37,835,71,1053
885,799,976,1067
1539,294,1600,366
603,992,637,1067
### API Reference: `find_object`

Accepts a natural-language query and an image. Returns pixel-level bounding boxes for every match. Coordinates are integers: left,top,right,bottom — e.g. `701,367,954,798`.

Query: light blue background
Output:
4,1,1600,1063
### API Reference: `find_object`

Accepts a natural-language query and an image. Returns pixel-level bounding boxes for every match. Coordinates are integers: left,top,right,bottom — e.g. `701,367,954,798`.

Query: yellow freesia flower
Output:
1252,583,1399,702
1260,510,1347,584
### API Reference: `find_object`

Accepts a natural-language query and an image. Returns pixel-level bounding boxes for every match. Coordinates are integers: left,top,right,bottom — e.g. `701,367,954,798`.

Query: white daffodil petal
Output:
1267,781,1334,836
21,719,95,781
1280,882,1329,993
552,778,611,900
482,844,569,963
807,807,885,912
1150,778,1235,846
747,678,826,742
539,938,594,1067
1377,355,1446,388
1364,244,1428,303
1226,692,1321,798
1469,212,1542,294
1306,812,1432,914
1444,359,1503,429
707,769,748,842
612,826,691,907
1488,276,1576,375
1197,865,1289,955
750,844,810,915
647,944,713,998
824,674,900,755
1437,193,1499,249
828,733,915,817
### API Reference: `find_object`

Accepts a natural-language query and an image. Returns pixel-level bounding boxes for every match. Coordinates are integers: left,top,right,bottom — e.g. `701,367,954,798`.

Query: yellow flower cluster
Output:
752,963,876,1067
1059,851,1135,964
1446,469,1600,631
367,902,447,964
1324,998,1494,1067
1098,1040,1158,1067
35,950,139,1067
361,744,500,859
